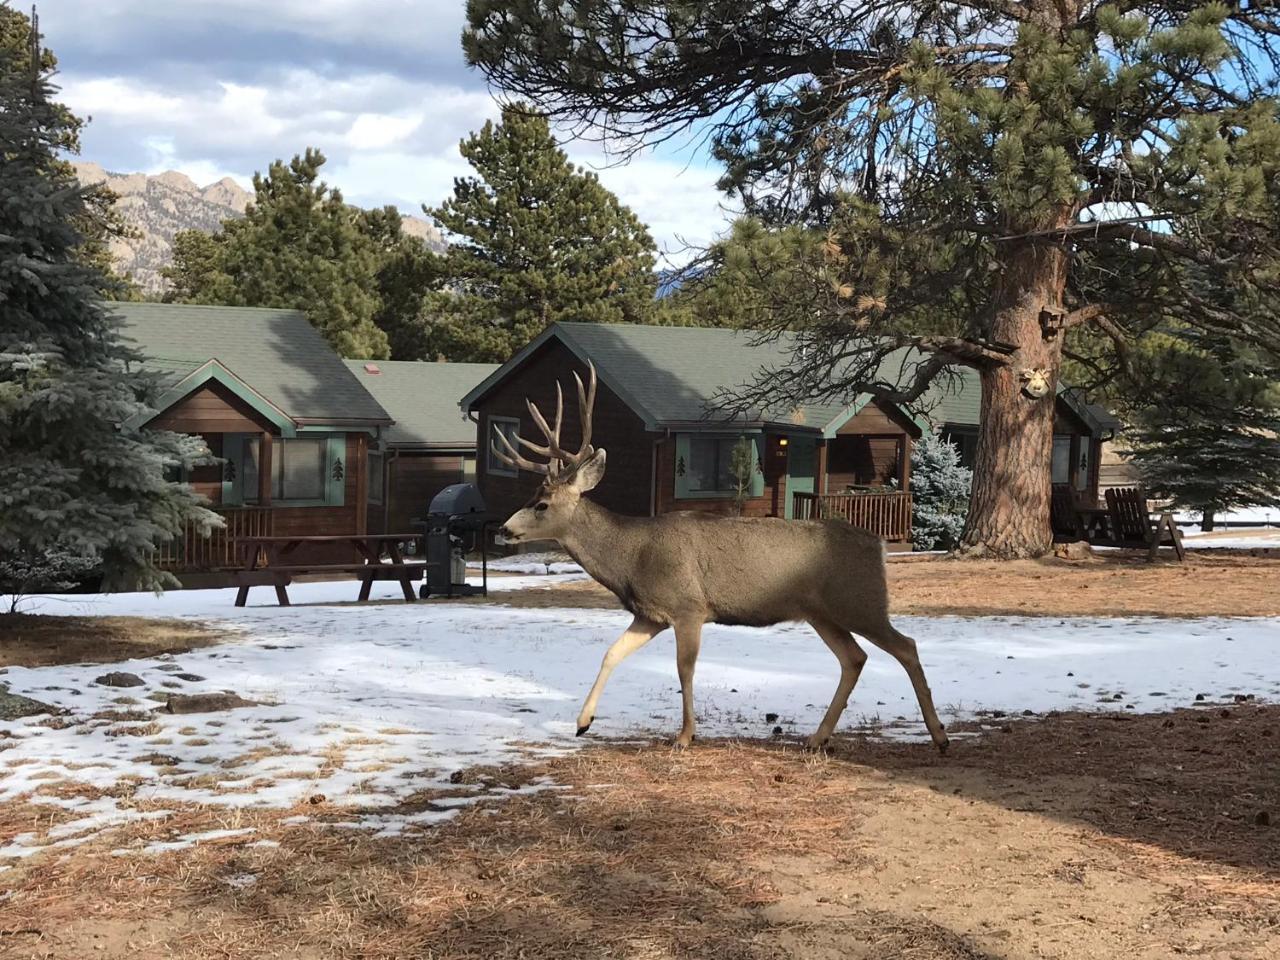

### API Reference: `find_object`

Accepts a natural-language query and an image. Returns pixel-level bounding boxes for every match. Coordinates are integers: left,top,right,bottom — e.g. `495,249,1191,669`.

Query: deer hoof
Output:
936,737,950,756
805,734,830,752
576,719,593,737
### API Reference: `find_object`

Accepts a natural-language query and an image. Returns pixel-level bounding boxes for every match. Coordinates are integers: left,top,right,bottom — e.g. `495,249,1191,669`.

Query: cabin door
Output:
784,437,817,519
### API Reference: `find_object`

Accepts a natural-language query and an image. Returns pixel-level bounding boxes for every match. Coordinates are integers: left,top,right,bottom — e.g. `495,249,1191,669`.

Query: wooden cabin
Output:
343,359,497,534
461,323,1119,548
116,302,393,573
461,323,926,546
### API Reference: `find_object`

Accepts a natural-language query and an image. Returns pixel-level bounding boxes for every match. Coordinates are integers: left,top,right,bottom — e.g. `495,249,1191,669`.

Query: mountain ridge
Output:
73,162,445,295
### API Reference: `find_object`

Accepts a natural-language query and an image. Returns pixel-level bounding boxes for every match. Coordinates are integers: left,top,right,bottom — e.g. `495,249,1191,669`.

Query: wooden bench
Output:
1050,484,1086,542
1099,487,1186,561
230,534,428,606
231,564,425,607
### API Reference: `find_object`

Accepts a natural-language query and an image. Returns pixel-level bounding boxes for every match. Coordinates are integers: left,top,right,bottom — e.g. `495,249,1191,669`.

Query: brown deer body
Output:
494,365,949,753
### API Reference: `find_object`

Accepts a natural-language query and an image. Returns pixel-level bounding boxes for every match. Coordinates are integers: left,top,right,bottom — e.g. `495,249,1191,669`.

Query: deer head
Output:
492,363,606,544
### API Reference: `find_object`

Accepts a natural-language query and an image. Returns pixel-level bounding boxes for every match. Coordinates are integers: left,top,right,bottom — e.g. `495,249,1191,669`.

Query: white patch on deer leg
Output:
576,617,664,735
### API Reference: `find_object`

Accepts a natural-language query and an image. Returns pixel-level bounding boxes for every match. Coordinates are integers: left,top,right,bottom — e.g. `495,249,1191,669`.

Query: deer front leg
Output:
576,616,665,736
806,619,869,751
673,619,703,749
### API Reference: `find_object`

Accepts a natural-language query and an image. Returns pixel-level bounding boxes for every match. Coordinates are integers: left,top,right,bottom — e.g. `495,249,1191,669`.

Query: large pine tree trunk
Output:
959,239,1069,558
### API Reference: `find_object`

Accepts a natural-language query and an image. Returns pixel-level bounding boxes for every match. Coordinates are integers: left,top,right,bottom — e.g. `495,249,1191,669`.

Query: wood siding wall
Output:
369,452,468,534
146,381,276,435
476,341,656,519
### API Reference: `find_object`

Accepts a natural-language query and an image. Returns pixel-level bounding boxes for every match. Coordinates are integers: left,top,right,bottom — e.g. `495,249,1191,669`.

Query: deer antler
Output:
489,362,597,479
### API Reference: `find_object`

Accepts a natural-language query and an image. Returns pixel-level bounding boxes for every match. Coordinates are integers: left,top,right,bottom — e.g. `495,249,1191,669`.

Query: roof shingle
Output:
112,302,392,424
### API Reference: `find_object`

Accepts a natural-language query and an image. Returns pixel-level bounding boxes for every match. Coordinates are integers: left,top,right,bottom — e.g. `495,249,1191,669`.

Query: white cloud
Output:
44,2,734,263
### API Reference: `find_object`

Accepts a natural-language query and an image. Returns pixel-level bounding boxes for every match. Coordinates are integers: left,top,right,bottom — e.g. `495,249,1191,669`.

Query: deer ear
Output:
570,448,607,493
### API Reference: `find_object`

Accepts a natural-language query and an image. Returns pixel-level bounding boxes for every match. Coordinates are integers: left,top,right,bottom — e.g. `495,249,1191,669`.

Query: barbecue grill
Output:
414,483,497,598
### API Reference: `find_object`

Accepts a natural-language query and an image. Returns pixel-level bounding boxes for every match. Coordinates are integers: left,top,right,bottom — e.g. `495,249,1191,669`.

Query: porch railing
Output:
792,491,913,542
154,507,275,571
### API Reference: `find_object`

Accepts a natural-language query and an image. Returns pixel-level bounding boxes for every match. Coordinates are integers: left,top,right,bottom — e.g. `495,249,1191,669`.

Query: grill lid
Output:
428,482,488,517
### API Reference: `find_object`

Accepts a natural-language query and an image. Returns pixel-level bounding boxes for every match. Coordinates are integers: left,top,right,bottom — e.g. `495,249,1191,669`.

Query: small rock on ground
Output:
0,685,59,720
94,671,145,688
158,692,258,714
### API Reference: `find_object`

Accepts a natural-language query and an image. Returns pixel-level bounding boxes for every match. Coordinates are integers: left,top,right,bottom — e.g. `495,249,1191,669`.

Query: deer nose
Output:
499,526,513,540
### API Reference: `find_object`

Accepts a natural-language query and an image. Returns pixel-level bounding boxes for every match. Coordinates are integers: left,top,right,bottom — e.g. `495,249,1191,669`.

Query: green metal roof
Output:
343,360,497,448
460,322,1114,436
111,302,392,425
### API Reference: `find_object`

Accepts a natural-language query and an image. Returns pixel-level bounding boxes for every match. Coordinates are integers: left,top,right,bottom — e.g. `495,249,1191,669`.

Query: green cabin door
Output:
784,437,817,519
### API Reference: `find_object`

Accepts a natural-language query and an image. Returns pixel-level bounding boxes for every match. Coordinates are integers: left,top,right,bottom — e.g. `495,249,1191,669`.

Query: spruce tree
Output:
0,13,216,593
465,0,1280,557
425,104,657,362
906,434,973,552
165,150,393,359
0,6,135,293
1124,333,1280,530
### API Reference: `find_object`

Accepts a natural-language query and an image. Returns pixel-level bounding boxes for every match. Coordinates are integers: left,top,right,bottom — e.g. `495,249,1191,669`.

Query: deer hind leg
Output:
577,616,665,736
806,619,869,751
860,623,950,754
673,619,703,749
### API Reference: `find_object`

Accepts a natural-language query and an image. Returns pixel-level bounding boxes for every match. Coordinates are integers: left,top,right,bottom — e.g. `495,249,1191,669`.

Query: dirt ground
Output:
1,705,1276,959
0,615,220,668
488,550,1280,618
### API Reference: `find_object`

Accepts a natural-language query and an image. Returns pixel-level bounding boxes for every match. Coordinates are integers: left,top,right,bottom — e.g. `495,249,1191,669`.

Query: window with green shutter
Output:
221,434,346,507
674,433,765,500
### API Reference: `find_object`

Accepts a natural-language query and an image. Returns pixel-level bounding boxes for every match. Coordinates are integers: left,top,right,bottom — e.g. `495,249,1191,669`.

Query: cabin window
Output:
487,417,520,477
1051,435,1074,485
1076,442,1090,491
674,433,765,499
689,437,741,492
367,451,384,505
242,437,330,503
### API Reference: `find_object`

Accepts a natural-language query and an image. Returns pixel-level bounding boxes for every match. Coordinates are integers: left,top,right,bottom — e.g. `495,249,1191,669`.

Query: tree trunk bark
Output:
1201,509,1215,533
959,238,1069,558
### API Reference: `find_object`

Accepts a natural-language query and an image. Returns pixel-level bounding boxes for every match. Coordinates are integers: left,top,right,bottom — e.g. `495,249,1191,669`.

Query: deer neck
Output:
558,498,639,594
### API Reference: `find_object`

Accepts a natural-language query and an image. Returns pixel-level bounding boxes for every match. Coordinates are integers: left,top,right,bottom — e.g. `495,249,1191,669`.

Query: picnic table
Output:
230,533,429,607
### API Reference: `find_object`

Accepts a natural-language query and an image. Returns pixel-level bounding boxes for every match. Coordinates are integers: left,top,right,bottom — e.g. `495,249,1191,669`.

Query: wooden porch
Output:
155,507,275,572
791,490,913,543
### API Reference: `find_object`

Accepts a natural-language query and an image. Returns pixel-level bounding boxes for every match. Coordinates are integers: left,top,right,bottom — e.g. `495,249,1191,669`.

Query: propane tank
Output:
450,546,466,586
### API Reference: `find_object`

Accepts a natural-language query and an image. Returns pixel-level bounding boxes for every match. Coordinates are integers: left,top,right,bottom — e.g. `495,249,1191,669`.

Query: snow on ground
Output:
471,551,584,575
1181,527,1280,550
2,578,1277,863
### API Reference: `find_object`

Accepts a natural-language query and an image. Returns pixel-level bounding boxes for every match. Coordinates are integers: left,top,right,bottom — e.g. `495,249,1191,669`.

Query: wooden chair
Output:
1050,484,1086,542
1103,487,1186,561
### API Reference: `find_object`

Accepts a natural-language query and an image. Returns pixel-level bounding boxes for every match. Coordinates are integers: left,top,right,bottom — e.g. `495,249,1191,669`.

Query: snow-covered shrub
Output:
909,432,972,551
0,549,100,614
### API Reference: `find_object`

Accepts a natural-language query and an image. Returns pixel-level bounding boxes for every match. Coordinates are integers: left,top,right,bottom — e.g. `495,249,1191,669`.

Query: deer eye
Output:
534,502,549,513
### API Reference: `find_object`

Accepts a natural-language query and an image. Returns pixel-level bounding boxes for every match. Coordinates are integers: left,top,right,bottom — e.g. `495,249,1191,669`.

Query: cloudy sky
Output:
40,0,734,263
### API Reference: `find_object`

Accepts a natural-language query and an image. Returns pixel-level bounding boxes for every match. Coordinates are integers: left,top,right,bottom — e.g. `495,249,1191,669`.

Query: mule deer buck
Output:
492,363,949,753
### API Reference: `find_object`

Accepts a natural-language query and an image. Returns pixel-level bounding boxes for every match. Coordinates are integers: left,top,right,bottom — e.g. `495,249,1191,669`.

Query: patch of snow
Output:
472,551,584,575
2,579,1277,861
1174,507,1278,526
1181,527,1280,550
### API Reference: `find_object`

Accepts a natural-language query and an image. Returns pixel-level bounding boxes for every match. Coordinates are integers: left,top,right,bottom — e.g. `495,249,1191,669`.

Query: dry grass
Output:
0,614,222,668
2,707,1277,959
485,550,1280,618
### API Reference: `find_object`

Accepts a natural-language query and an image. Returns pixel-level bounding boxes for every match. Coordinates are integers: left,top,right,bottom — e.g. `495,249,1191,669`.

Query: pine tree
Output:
907,434,973,551
362,205,442,360
164,150,393,359
425,104,657,362
0,14,216,593
466,1,1280,557
0,6,136,293
1124,334,1280,530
